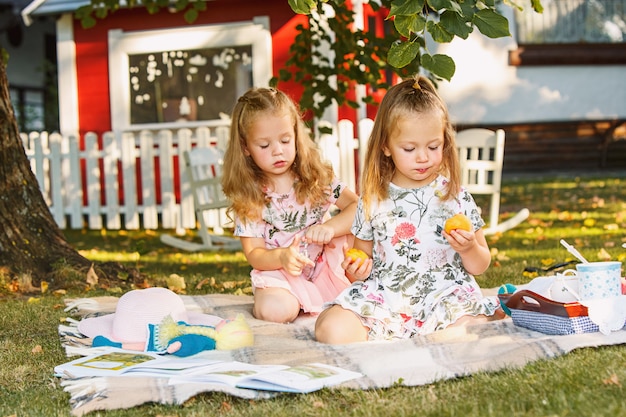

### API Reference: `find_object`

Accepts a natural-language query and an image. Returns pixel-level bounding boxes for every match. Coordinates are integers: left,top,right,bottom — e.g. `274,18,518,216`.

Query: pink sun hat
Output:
77,287,223,343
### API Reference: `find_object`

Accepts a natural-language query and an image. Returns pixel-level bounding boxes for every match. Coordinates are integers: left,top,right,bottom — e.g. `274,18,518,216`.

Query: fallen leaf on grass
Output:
603,373,621,386
489,248,510,261
195,277,216,290
221,401,232,412
597,248,612,261
32,345,43,354
523,269,539,279
234,287,253,296
86,264,99,286
167,274,186,292
312,400,325,408
557,211,573,221
221,280,247,290
583,218,596,227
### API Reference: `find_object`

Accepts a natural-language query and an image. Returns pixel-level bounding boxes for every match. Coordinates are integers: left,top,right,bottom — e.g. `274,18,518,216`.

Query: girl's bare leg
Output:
253,287,301,323
450,308,507,328
315,305,368,344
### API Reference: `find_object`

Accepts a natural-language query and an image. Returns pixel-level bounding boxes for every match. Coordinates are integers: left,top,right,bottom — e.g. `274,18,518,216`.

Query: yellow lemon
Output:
444,213,472,234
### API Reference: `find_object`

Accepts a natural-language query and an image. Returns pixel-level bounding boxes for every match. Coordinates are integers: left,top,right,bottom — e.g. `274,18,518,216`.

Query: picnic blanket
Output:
58,292,626,416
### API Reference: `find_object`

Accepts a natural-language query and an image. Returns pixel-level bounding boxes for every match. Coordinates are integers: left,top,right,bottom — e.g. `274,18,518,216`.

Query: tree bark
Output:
0,59,140,291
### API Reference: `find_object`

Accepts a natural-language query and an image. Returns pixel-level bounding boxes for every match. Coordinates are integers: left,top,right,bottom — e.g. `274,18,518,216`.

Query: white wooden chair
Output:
456,128,529,235
160,146,241,252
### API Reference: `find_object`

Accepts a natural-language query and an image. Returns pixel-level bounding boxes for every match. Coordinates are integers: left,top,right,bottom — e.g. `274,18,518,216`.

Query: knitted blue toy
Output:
497,283,517,316
93,313,253,357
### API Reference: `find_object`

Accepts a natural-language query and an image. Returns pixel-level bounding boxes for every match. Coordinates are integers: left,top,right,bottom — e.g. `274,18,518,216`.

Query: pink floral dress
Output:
328,175,500,340
234,177,351,314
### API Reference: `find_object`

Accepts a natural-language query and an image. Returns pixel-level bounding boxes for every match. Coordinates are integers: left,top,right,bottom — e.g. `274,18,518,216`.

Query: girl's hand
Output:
341,244,372,282
443,228,491,275
281,235,315,277
305,224,335,246
443,229,476,253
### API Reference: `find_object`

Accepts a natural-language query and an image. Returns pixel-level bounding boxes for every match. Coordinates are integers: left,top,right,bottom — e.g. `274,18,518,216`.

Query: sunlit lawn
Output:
1,171,626,416
63,172,626,294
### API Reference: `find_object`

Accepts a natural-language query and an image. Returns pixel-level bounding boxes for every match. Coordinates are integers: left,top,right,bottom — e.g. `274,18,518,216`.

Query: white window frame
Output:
108,17,272,132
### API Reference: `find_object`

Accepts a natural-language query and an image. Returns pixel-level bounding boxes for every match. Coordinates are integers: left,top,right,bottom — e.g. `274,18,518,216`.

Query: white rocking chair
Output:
160,146,241,252
456,128,530,235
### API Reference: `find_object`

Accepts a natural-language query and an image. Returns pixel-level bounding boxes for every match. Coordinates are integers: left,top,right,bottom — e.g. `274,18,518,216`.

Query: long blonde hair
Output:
361,76,460,218
221,87,335,224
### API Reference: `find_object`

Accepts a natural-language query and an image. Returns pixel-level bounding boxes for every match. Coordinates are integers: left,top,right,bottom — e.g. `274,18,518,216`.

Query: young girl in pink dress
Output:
221,87,358,323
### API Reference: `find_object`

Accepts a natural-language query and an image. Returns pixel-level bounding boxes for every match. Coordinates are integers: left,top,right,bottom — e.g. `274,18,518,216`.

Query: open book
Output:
170,361,363,393
53,349,221,378
54,349,362,393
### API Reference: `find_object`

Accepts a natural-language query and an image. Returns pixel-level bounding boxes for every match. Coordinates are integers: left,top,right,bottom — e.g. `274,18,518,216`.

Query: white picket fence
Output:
22,120,371,231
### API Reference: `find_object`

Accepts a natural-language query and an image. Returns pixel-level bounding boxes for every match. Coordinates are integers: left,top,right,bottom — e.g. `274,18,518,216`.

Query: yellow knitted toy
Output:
148,313,254,356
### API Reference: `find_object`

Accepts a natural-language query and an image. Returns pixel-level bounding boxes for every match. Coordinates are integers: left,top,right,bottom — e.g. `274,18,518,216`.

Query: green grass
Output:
1,172,626,416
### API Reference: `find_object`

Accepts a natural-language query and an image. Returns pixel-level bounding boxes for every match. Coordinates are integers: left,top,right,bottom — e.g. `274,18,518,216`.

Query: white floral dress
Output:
328,175,500,340
234,177,351,314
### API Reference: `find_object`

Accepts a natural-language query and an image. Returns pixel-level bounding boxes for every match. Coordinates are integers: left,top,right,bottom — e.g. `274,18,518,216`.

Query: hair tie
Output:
412,79,421,90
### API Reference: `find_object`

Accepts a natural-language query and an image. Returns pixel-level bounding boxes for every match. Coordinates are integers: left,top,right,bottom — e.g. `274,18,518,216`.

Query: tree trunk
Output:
0,59,140,291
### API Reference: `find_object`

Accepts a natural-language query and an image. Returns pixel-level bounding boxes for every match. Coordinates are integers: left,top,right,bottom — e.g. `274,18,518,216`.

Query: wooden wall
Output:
457,120,626,173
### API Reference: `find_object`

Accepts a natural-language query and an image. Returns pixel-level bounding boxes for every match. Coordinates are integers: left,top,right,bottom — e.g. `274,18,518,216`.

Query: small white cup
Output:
549,269,580,303
576,261,623,301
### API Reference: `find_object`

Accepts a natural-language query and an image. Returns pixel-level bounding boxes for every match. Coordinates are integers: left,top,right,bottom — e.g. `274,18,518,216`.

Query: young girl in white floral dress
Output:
221,88,358,323
315,76,504,344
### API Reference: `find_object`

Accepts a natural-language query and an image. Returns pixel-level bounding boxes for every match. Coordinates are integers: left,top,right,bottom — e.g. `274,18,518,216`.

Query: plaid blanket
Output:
58,293,626,416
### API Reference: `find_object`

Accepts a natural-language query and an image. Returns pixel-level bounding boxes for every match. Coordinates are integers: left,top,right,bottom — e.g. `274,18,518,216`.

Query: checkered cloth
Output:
510,309,601,335
57,293,626,416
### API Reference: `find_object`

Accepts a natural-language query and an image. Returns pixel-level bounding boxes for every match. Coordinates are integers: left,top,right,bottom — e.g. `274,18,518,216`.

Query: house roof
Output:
20,0,209,26
21,0,97,25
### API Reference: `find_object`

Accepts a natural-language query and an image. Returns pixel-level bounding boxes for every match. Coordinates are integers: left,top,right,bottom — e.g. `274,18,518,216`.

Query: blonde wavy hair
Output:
360,76,460,218
221,87,335,225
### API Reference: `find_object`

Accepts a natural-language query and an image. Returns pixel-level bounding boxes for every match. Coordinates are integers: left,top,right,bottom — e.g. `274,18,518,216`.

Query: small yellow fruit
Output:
346,248,368,267
444,213,472,234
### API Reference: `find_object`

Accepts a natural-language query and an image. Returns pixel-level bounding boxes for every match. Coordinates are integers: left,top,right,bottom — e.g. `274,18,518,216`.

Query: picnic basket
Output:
498,290,599,335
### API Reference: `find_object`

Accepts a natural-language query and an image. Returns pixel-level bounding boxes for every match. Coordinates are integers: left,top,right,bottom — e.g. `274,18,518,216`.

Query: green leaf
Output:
388,40,421,68
427,0,462,14
184,8,198,23
388,0,425,17
426,20,454,43
278,68,293,82
172,0,185,10
394,14,426,38
439,10,472,39
458,0,477,17
531,0,544,13
79,15,96,29
288,0,317,14
319,124,333,135
473,9,511,38
193,1,207,11
421,53,455,81
95,7,108,19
